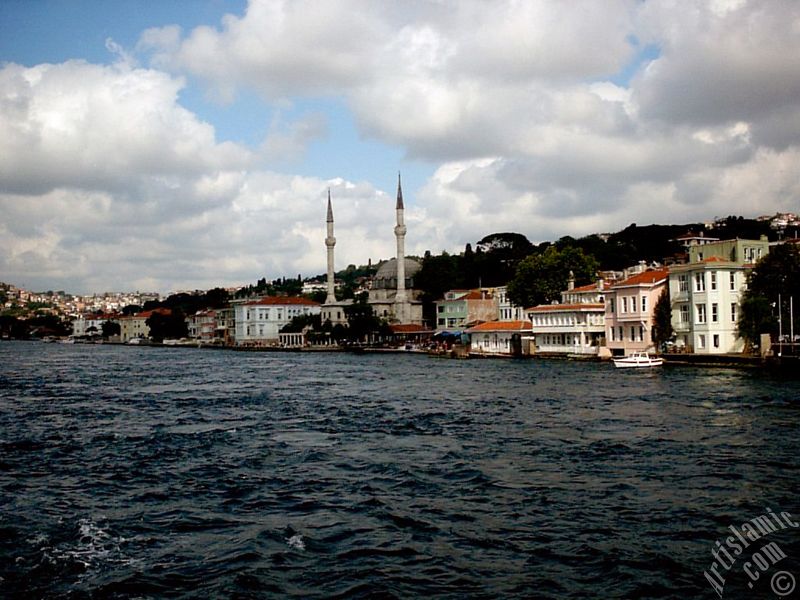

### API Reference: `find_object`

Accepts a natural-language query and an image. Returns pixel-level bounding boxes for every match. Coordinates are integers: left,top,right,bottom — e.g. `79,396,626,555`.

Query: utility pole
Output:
778,293,783,357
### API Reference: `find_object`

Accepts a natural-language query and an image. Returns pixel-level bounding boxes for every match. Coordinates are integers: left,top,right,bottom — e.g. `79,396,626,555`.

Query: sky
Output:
1,0,799,294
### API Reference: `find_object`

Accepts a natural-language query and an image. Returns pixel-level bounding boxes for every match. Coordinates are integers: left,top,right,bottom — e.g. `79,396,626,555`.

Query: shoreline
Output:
10,338,799,373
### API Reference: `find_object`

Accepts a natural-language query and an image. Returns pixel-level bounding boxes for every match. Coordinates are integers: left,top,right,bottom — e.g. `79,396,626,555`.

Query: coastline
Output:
12,338,799,374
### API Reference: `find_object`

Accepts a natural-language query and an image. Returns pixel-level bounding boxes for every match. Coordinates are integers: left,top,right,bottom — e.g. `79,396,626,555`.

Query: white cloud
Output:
3,0,800,293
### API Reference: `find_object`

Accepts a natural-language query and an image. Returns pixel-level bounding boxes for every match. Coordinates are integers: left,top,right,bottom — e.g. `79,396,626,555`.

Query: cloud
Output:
3,0,800,294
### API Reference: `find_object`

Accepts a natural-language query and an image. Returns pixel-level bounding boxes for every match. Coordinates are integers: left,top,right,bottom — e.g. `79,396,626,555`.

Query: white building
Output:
235,297,321,346
668,237,770,354
526,278,608,355
496,286,526,321
466,320,533,356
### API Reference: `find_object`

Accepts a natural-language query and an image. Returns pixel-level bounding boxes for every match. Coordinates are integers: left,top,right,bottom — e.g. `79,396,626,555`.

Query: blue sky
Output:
1,0,798,294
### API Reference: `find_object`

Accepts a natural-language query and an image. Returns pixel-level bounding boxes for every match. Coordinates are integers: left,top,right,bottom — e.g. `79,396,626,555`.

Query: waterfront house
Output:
185,309,217,341
605,268,669,355
668,237,769,353
496,286,526,321
72,313,118,338
435,289,498,331
526,278,608,355
466,320,533,356
234,296,321,346
119,308,170,343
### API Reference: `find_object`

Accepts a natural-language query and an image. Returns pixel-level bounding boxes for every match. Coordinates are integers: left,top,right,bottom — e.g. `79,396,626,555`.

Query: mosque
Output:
320,175,424,326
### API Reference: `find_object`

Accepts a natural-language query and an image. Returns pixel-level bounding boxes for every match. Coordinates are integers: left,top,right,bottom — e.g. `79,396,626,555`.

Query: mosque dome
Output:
372,257,422,290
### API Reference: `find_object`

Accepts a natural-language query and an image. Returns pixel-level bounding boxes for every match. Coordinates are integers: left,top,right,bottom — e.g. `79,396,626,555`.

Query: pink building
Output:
605,268,669,356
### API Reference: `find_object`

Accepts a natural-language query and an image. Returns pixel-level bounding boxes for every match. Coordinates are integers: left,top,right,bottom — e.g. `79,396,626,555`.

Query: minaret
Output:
394,173,408,322
325,190,337,305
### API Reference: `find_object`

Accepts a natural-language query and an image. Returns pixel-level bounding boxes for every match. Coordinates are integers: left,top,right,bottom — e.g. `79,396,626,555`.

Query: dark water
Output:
1,341,799,599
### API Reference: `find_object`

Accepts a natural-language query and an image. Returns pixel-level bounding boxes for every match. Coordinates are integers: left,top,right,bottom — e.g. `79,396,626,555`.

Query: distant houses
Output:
66,232,784,359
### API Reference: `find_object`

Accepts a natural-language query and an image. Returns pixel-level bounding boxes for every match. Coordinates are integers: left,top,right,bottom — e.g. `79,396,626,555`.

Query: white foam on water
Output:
287,534,305,551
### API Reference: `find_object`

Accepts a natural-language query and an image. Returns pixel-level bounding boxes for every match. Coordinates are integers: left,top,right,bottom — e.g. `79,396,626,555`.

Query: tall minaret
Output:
325,189,337,305
394,173,408,322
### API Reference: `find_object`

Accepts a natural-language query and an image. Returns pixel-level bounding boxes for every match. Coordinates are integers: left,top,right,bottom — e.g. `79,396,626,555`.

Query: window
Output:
729,272,736,291
711,303,718,323
695,273,705,292
679,275,689,292
713,334,720,349
622,297,628,313
641,296,647,313
610,327,616,342
680,305,690,323
438,305,444,313
609,298,615,313
630,326,636,342
696,303,707,324
631,296,637,312
698,334,706,349
638,326,644,342
710,272,717,291
618,326,623,341
731,303,737,323
438,318,445,326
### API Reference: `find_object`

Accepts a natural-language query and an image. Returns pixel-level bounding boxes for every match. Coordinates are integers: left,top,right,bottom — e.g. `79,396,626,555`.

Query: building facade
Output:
668,237,769,354
466,320,533,355
235,297,321,345
526,278,608,355
605,269,669,355
435,289,497,331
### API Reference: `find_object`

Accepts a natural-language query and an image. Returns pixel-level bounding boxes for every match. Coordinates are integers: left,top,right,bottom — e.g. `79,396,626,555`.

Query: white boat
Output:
613,352,663,368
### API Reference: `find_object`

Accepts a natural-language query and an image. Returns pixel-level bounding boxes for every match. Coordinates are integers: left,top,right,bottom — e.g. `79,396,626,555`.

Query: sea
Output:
1,340,799,599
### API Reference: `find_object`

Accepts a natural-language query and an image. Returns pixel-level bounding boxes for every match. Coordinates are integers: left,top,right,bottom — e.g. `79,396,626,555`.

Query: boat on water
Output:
613,352,663,368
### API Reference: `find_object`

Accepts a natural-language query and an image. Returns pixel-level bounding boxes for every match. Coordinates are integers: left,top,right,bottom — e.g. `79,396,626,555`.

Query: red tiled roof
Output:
245,296,320,307
526,303,605,312
389,324,433,334
466,320,532,333
611,268,669,288
700,256,729,262
570,282,609,292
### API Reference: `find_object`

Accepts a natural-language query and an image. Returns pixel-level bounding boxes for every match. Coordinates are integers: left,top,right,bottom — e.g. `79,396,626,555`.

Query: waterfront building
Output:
466,320,533,356
214,307,235,345
605,268,669,356
435,289,497,331
119,308,170,343
526,275,608,355
668,237,769,353
496,286,526,321
186,310,217,341
234,296,321,346
72,313,118,337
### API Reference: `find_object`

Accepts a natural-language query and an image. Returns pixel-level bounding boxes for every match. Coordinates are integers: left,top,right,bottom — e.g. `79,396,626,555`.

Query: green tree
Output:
737,295,777,349
101,320,121,338
738,244,800,347
507,246,599,308
344,293,384,343
280,313,322,334
146,309,187,342
651,289,674,351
